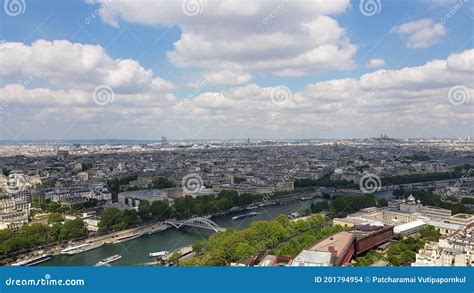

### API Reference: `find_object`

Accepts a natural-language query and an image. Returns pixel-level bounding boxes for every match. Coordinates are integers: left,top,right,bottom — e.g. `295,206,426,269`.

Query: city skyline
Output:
1,0,473,140
0,134,471,143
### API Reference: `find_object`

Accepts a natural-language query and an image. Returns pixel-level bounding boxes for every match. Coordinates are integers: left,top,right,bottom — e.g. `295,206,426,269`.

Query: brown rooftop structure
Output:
309,231,355,266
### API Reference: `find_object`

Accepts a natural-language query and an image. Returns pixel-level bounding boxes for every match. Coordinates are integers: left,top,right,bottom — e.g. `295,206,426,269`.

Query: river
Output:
39,191,393,266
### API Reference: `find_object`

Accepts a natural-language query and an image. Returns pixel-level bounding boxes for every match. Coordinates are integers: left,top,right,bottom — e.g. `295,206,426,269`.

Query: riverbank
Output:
5,190,394,266
37,197,329,266
3,193,307,266
3,222,170,266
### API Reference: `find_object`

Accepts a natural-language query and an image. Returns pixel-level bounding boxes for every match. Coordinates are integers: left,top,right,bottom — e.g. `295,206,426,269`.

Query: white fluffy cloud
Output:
166,49,473,138
189,69,252,87
366,58,385,68
392,18,446,48
0,39,174,94
2,49,472,139
89,0,356,78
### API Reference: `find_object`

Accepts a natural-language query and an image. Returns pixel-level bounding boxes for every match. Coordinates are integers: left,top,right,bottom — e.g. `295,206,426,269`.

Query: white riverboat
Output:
95,254,122,266
61,242,104,255
149,250,168,258
11,254,53,266
112,232,142,244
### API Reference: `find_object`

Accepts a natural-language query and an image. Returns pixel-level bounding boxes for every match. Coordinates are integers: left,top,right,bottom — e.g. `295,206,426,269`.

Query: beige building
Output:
421,205,452,220
413,227,474,267
427,220,462,236
351,207,418,223
444,214,474,228
0,192,31,233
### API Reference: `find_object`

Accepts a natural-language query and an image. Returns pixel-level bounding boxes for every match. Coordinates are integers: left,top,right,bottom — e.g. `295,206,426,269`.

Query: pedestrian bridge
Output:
165,217,225,233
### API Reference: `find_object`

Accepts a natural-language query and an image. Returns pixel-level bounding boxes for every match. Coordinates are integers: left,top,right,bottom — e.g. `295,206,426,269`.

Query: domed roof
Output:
407,194,416,202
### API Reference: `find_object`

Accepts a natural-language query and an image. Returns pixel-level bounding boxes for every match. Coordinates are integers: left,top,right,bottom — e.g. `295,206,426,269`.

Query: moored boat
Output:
61,242,104,255
112,232,141,244
11,253,53,267
149,251,168,258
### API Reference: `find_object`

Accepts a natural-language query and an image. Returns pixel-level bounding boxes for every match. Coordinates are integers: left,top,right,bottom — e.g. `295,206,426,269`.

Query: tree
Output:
48,213,63,224
169,252,182,263
234,177,246,184
330,195,376,217
310,200,329,213
418,225,441,242
0,229,11,243
138,200,151,221
216,197,232,211
99,208,121,232
294,176,357,188
59,219,87,240
152,177,174,189
354,250,384,266
377,198,388,207
0,220,87,256
387,236,424,266
107,175,138,195
234,242,256,260
1,168,10,176
151,200,170,220
298,208,311,216
120,210,138,229
183,214,341,266
173,196,194,219
98,208,137,232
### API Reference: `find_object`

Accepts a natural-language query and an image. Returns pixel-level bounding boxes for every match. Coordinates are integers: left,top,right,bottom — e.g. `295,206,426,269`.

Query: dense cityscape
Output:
0,136,473,267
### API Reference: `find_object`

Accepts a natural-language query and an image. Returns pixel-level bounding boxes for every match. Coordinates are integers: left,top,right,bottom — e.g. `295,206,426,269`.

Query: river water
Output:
39,191,393,266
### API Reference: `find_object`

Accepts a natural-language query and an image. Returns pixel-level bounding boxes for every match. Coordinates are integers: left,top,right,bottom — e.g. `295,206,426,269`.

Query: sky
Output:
0,0,473,141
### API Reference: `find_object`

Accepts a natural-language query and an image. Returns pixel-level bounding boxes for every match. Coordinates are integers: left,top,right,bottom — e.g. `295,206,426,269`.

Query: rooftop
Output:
291,250,333,266
309,231,354,263
393,220,426,234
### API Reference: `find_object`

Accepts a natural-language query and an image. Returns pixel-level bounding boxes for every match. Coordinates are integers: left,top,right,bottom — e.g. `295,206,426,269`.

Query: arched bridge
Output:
165,217,225,233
